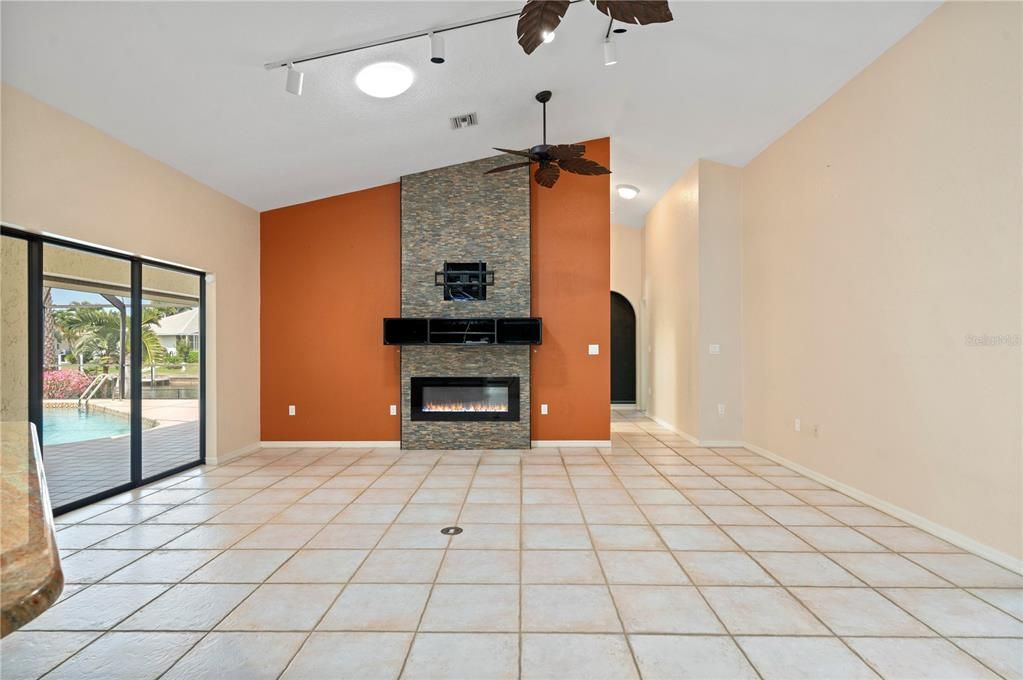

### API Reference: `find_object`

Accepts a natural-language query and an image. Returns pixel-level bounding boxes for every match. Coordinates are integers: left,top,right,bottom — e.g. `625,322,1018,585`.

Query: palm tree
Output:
53,305,167,368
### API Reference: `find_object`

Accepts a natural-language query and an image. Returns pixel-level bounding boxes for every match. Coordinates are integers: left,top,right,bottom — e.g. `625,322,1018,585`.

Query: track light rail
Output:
263,1,584,71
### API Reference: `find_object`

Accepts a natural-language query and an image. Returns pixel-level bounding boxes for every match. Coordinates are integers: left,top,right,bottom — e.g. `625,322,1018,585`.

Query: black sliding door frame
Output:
1,225,207,515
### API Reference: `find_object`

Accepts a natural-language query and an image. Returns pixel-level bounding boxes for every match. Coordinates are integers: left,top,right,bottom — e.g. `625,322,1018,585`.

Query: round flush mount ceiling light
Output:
617,184,639,200
355,62,415,98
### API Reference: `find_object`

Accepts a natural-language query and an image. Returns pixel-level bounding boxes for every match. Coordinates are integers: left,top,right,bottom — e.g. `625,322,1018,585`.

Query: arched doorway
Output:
610,291,637,404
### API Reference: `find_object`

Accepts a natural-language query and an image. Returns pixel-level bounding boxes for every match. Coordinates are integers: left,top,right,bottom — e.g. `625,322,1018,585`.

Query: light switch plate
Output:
588,344,599,355
288,405,296,416
540,404,549,415
389,405,397,416
709,344,721,355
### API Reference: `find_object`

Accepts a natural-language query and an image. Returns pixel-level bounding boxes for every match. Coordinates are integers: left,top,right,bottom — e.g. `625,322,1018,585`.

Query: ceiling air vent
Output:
450,112,478,130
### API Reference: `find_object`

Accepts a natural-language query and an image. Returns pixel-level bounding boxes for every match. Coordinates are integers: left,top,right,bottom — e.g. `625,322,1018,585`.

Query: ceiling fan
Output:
517,0,673,55
485,90,610,188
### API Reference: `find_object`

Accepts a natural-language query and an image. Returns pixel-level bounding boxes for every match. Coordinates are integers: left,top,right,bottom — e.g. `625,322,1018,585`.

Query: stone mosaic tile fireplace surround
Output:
399,154,531,449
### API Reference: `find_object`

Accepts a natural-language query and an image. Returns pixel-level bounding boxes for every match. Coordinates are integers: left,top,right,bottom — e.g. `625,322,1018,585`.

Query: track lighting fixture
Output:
285,63,304,96
603,38,617,66
429,32,445,64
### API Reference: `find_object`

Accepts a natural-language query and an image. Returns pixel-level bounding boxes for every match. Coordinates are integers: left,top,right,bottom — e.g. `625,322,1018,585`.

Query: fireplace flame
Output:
423,401,509,413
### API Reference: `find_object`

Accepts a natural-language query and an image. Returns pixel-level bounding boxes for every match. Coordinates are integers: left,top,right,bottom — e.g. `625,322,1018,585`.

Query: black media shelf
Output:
383,317,542,345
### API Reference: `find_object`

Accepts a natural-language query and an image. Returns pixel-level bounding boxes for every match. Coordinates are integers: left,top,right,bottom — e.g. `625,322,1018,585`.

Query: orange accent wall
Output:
530,137,612,441
260,184,401,441
260,140,610,443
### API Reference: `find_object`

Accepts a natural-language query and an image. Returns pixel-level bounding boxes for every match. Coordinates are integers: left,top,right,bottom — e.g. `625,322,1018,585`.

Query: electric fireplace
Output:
410,377,520,422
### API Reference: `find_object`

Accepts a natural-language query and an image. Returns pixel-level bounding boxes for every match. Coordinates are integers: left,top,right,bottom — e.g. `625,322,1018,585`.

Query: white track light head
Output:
286,64,304,96
603,38,617,66
430,32,445,64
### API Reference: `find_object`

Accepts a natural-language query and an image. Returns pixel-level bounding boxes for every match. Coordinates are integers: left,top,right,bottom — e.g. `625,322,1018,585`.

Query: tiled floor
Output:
4,410,1022,679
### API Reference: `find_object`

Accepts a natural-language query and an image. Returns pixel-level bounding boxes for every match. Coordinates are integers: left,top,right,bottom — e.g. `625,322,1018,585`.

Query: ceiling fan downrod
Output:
536,90,552,146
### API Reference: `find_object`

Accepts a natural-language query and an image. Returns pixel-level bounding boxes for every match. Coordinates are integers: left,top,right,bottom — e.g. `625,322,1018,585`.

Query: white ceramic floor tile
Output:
522,634,638,680
846,638,1000,679
280,632,412,679
45,631,202,680
630,635,758,680
402,633,519,680
738,637,879,679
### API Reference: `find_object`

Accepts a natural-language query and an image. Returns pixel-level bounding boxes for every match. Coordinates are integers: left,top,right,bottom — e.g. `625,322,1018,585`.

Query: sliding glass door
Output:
42,242,135,508
2,227,205,514
140,264,203,479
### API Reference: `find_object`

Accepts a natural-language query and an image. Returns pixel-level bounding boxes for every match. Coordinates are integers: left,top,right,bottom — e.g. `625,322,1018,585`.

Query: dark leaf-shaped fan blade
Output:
517,0,571,54
546,144,586,161
591,0,672,25
535,163,561,188
485,161,531,175
494,147,533,158
557,157,612,176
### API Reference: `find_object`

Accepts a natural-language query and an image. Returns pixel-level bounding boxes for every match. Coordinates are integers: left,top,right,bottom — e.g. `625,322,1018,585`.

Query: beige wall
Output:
697,161,743,442
643,161,744,442
741,2,1022,561
611,222,643,406
644,164,701,436
1,84,261,461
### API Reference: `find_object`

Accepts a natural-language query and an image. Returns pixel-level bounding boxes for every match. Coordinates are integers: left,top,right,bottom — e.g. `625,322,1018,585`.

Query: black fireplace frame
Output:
410,376,520,422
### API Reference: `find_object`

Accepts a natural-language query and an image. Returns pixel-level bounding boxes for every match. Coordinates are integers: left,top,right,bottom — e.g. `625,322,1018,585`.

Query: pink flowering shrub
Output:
43,369,93,399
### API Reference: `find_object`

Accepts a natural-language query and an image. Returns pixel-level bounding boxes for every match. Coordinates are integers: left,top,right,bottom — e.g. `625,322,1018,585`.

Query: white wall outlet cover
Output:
717,403,726,416
540,404,549,415
709,344,721,355
288,405,296,416
588,344,600,355
389,405,397,416
794,418,801,432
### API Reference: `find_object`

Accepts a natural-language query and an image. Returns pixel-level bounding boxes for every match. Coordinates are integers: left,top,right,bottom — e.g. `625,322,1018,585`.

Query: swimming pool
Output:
43,408,132,445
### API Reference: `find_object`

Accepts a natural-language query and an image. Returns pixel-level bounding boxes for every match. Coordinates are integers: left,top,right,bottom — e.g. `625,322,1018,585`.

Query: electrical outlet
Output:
288,405,296,416
588,344,599,355
540,404,549,415
794,418,801,432
389,405,397,416
709,344,721,355
717,403,726,416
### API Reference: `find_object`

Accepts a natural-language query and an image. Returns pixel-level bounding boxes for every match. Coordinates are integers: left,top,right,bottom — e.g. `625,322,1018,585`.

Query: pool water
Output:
43,408,132,445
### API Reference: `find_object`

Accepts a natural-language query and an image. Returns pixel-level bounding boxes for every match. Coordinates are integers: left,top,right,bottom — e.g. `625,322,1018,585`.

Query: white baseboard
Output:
210,442,260,465
259,441,401,449
531,440,613,448
611,404,639,410
648,415,698,444
742,441,1023,576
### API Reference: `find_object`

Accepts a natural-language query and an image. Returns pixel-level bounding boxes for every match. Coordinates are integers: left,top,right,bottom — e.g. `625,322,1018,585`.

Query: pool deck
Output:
42,400,200,509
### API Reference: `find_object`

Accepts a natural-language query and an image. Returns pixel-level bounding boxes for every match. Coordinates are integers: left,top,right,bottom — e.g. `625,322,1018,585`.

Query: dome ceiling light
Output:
355,62,415,98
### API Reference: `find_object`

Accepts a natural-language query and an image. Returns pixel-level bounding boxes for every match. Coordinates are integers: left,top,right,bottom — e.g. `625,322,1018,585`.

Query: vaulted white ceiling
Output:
1,1,937,227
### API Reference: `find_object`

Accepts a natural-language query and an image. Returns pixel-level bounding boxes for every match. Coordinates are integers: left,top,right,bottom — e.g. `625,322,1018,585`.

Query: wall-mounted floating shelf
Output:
384,317,542,345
